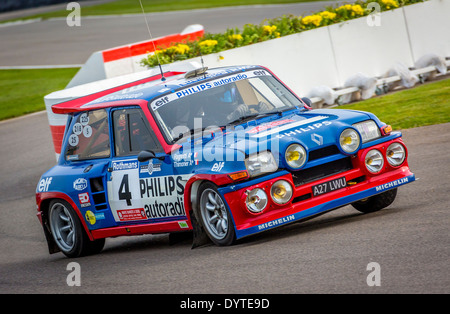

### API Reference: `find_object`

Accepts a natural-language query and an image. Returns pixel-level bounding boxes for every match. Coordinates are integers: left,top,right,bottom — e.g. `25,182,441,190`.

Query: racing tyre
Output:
197,182,236,246
351,188,398,214
48,200,104,257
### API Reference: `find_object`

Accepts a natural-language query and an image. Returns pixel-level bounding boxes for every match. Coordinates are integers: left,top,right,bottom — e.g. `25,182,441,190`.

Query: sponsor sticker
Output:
117,208,147,222
73,178,88,191
251,115,331,138
211,162,225,172
85,210,96,225
375,177,410,192
258,215,295,231
78,192,91,207
85,210,105,225
247,119,294,134
112,160,138,171
37,177,52,192
150,70,270,111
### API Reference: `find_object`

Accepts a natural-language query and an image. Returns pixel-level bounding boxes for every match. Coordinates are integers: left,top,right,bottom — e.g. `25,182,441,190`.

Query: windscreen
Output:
150,70,303,143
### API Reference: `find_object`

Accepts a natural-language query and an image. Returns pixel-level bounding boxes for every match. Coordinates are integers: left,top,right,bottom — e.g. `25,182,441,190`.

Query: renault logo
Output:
311,133,323,146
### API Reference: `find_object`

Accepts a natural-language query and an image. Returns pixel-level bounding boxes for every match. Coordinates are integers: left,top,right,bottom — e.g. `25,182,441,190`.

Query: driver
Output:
202,84,270,126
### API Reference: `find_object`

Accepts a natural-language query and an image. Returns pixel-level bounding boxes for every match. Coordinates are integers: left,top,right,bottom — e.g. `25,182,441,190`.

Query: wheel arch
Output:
37,192,94,243
184,176,216,219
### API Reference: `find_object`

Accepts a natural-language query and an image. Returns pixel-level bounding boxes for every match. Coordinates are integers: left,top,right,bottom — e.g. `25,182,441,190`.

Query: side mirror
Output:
138,150,166,162
301,97,312,107
138,150,156,162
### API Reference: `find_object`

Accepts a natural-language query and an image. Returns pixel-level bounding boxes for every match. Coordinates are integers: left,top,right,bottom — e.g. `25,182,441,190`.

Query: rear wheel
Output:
352,188,397,213
197,183,235,246
48,200,104,257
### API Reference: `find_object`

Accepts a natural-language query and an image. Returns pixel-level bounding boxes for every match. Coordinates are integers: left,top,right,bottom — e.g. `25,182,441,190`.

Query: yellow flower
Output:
351,4,364,16
337,4,353,11
381,0,399,8
174,44,190,54
301,14,323,27
319,11,337,20
228,34,243,41
198,39,218,47
262,25,277,35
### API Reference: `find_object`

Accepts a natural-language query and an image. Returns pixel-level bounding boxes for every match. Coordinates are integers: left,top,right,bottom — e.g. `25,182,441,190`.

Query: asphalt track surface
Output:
0,2,449,295
1,111,449,294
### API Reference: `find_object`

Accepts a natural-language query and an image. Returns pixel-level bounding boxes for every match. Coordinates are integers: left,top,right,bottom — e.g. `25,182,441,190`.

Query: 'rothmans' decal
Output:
251,115,329,138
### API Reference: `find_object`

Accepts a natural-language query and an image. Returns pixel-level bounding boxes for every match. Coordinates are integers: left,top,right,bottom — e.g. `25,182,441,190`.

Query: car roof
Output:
52,65,262,114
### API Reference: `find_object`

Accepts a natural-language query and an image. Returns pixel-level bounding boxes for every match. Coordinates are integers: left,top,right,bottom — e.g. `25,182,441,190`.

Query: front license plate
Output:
312,177,347,196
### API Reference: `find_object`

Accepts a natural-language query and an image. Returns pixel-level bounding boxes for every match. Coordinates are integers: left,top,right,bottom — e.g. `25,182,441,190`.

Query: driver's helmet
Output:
204,84,240,115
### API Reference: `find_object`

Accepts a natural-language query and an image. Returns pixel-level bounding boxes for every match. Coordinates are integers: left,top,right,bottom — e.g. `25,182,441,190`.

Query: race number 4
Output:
118,174,132,206
109,160,141,209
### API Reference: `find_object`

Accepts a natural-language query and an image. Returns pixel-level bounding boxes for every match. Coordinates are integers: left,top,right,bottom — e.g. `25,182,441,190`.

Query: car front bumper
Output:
220,138,415,239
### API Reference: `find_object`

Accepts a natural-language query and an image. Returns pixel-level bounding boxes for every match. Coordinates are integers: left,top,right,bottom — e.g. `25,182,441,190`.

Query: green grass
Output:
1,68,448,129
4,0,323,22
336,78,450,130
0,68,79,121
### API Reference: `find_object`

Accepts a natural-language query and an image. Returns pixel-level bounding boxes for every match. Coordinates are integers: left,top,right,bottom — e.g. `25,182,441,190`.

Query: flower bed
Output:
140,0,425,68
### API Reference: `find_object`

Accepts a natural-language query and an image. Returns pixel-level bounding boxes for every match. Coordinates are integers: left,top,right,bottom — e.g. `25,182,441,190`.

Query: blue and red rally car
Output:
36,65,415,257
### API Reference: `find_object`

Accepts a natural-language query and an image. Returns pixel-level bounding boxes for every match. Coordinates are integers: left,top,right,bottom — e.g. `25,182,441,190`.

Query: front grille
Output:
309,145,340,161
291,157,353,187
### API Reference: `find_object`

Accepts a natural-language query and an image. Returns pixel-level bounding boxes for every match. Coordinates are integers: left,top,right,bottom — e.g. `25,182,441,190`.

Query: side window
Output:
65,109,110,161
113,108,162,156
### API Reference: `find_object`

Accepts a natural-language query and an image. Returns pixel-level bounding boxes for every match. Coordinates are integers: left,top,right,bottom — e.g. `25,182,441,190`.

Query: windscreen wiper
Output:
171,128,204,144
227,113,261,125
265,107,297,116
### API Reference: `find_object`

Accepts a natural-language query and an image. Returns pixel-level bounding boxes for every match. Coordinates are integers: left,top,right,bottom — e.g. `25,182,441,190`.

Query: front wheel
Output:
351,188,398,213
197,183,235,246
48,200,104,257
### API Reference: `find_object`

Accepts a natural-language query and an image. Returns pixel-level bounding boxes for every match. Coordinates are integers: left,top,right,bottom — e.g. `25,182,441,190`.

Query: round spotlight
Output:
365,149,384,173
285,144,307,169
339,128,361,154
245,188,268,213
271,180,293,205
386,143,406,167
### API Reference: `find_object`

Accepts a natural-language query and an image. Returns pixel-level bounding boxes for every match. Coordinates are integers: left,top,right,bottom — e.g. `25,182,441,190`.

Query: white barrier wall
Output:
403,0,450,61
328,8,414,85
140,0,449,96
189,26,341,95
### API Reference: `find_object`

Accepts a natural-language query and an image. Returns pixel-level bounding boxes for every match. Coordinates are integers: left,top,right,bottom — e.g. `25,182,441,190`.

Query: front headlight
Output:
245,188,268,213
271,180,293,205
353,120,381,143
285,144,307,169
245,151,278,178
386,142,406,167
365,149,384,173
339,128,361,154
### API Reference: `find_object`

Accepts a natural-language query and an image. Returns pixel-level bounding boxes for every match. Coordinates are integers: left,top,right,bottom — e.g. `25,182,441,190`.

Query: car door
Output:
107,107,189,225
